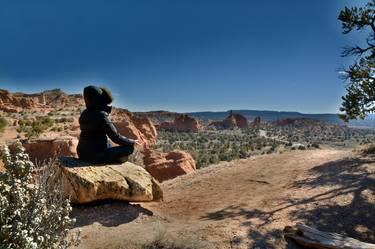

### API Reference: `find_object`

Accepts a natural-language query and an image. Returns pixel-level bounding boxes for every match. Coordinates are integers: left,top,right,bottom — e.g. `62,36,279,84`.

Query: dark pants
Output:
82,144,134,164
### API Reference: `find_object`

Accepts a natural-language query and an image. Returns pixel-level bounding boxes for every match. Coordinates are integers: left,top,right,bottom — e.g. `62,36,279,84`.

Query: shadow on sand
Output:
71,200,153,227
201,155,375,248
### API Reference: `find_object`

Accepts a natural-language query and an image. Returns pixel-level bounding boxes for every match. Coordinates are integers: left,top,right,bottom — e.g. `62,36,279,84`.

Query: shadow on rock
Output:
71,200,153,227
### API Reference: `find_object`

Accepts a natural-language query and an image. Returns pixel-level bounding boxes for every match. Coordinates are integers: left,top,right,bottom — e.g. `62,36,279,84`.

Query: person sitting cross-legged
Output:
77,85,141,164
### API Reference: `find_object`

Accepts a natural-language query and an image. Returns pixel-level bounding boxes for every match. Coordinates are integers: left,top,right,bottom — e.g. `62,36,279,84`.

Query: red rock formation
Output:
209,112,248,129
143,148,196,182
158,114,203,132
112,108,157,146
251,116,261,128
11,136,78,163
0,88,85,113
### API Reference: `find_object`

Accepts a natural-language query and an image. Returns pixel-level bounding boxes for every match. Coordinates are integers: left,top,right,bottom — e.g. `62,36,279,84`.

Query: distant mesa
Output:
157,114,203,133
209,111,249,129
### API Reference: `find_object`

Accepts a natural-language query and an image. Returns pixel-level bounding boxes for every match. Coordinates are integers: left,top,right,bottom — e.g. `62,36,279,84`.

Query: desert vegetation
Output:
0,117,7,134
139,227,206,249
154,120,375,168
15,114,75,138
154,129,285,168
0,142,79,249
16,116,55,138
264,120,375,148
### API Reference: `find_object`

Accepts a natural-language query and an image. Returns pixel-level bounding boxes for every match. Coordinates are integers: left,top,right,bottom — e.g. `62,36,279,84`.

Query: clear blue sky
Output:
0,0,369,113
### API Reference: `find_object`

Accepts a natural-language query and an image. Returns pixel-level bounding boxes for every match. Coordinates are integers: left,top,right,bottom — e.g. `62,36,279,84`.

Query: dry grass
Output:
139,225,207,249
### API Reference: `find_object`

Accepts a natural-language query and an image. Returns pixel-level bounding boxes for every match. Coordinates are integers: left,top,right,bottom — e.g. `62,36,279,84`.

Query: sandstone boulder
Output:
53,157,163,204
158,114,203,133
16,136,78,163
143,148,196,182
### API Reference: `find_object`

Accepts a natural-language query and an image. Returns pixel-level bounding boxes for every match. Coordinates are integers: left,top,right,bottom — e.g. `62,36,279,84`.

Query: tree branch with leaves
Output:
339,0,375,121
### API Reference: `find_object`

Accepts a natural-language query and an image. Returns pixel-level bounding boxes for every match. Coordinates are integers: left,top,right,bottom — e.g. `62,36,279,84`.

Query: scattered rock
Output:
143,148,196,182
53,157,163,204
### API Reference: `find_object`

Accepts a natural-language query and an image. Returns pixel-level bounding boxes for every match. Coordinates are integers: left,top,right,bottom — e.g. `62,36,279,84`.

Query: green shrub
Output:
141,227,205,249
0,117,7,133
0,142,79,249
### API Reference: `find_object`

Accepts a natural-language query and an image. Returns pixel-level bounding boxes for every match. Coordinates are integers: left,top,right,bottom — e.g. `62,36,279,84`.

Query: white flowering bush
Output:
0,141,79,249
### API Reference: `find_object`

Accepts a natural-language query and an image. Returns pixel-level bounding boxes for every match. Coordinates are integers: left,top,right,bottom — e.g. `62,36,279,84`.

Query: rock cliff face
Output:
11,136,78,163
112,108,158,145
209,112,248,129
143,148,196,182
0,88,84,112
52,157,163,204
158,114,203,133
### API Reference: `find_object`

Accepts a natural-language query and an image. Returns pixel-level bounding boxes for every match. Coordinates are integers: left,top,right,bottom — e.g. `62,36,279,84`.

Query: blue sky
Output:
0,0,369,113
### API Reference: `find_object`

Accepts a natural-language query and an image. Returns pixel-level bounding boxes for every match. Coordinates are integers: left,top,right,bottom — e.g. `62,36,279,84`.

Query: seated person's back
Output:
77,85,137,164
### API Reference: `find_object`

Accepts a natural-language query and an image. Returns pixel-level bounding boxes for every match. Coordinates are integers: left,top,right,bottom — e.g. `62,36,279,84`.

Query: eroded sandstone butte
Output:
209,112,248,129
158,114,203,133
112,108,157,145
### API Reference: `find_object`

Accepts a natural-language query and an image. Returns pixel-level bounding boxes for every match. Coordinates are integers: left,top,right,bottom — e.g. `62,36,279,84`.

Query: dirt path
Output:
71,149,375,249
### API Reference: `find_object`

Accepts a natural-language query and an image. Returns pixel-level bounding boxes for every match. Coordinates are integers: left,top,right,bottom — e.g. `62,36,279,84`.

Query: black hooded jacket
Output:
77,86,135,161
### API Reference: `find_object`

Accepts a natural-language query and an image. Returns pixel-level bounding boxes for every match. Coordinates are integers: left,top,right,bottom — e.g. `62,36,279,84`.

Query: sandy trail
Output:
72,149,375,249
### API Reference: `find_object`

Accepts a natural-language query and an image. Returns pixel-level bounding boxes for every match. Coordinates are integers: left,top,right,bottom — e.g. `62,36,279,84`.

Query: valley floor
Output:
70,148,375,249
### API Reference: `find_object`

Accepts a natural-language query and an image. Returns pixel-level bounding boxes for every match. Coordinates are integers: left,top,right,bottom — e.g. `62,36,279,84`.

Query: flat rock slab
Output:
54,157,163,204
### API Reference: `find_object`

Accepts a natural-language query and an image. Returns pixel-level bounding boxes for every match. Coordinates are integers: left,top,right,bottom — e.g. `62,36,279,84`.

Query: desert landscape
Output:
3,1,375,249
1,88,375,249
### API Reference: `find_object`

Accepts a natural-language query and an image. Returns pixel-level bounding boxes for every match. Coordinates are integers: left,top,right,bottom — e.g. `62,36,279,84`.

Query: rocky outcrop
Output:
13,136,78,163
158,114,203,133
112,108,157,145
251,116,261,128
52,157,163,204
143,148,196,182
209,112,248,129
0,89,39,112
0,88,84,113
